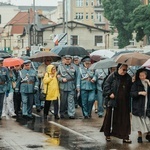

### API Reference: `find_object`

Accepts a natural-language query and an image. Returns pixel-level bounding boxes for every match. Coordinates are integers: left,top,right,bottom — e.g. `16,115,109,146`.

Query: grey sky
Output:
1,0,62,6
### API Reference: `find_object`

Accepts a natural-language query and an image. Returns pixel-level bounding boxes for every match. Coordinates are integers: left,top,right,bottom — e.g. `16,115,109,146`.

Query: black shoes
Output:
55,115,60,120
137,137,143,143
36,108,41,113
146,134,150,142
84,116,89,119
69,116,75,119
123,139,132,143
106,136,111,142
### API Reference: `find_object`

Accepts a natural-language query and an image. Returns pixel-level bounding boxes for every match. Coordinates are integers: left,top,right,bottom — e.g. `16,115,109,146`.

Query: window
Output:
71,35,78,45
86,13,88,19
91,13,94,19
97,0,102,6
96,12,102,22
129,39,135,46
95,36,103,46
75,12,83,19
76,0,83,7
91,0,94,6
114,38,118,46
0,15,1,24
86,0,89,6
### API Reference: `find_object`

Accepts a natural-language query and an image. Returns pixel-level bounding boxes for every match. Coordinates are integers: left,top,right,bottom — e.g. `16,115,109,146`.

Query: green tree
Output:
102,0,141,48
128,4,150,44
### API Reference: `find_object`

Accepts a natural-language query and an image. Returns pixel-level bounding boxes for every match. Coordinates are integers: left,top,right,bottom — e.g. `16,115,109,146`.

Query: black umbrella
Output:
52,46,89,57
0,51,11,58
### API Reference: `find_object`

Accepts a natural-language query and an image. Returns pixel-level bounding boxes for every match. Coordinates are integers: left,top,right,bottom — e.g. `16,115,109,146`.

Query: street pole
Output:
66,0,68,44
63,0,65,33
28,9,30,48
33,0,36,45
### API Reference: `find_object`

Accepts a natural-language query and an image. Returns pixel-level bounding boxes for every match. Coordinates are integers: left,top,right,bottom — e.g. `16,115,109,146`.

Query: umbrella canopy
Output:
3,58,24,67
0,51,11,58
90,50,115,58
90,55,106,62
90,58,117,70
29,51,60,62
142,59,150,67
51,46,89,57
115,52,150,66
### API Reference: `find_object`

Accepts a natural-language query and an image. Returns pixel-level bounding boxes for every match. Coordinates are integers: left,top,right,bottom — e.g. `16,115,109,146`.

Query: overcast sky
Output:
1,0,62,6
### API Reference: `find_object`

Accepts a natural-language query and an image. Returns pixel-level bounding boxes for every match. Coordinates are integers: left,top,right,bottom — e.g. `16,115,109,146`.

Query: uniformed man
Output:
0,58,9,120
77,56,96,119
57,55,77,119
73,56,81,108
15,60,39,119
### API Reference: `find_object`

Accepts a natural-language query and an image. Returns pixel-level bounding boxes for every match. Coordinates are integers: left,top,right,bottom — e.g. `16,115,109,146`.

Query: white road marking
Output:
49,121,94,140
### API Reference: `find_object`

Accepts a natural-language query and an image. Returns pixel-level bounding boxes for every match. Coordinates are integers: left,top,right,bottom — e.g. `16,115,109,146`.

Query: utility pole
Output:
33,0,36,45
28,9,30,48
63,0,65,33
66,0,68,44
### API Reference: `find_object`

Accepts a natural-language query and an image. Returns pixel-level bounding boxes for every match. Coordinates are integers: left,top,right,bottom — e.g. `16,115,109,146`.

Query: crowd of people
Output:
0,54,150,144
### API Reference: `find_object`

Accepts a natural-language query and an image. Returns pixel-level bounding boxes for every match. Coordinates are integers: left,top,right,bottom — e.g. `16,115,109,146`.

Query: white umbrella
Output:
142,59,150,67
90,50,115,58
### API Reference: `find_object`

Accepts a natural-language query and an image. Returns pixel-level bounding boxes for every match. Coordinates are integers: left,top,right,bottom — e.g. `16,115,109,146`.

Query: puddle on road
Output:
17,116,102,150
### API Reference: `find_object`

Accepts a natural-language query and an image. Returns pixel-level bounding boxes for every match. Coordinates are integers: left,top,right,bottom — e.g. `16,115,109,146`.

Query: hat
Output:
63,55,72,59
0,58,4,62
81,56,91,62
23,60,31,65
73,56,79,60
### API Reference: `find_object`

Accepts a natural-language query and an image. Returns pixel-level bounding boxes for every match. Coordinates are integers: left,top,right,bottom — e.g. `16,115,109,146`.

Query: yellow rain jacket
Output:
43,65,60,101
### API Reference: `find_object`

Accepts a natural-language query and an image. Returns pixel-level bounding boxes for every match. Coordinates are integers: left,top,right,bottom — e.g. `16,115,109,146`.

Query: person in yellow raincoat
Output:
43,65,60,119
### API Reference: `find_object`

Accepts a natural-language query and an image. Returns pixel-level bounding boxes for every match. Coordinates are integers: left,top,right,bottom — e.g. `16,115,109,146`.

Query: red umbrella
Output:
3,58,24,67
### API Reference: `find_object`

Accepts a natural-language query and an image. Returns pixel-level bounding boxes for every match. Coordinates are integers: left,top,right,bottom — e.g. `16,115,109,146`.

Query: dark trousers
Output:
13,92,22,116
0,93,5,117
44,100,58,116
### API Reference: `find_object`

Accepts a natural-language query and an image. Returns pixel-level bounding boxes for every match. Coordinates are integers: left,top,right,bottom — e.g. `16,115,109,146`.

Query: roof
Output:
42,20,110,32
6,9,55,35
18,6,56,12
11,26,24,35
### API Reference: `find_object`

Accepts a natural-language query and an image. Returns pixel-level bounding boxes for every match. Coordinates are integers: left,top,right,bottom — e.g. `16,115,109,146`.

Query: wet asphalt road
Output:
0,107,150,150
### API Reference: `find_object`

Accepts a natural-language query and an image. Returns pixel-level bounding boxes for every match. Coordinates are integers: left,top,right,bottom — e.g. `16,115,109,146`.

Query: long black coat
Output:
130,80,150,117
103,71,132,108
101,71,132,139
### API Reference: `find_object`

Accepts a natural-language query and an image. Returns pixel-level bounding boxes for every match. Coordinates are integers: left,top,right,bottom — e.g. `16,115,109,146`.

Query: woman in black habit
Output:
100,63,132,143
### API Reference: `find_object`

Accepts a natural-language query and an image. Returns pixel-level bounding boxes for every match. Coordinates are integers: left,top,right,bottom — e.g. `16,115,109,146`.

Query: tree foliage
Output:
128,4,150,43
102,0,141,48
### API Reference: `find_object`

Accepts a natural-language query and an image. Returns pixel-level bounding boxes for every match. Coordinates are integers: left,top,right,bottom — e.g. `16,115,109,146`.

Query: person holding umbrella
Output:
100,63,132,143
130,68,150,143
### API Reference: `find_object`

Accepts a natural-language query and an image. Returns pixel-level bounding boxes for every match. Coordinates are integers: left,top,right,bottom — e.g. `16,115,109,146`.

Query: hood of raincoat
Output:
46,64,55,75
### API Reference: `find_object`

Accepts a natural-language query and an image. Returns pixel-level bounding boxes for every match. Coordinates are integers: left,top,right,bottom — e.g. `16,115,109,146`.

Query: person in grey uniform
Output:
77,56,96,119
57,55,77,119
0,58,9,120
15,60,39,119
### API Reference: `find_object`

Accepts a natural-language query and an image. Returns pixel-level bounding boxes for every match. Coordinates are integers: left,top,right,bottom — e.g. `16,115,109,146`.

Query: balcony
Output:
94,19,106,26
94,5,104,11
